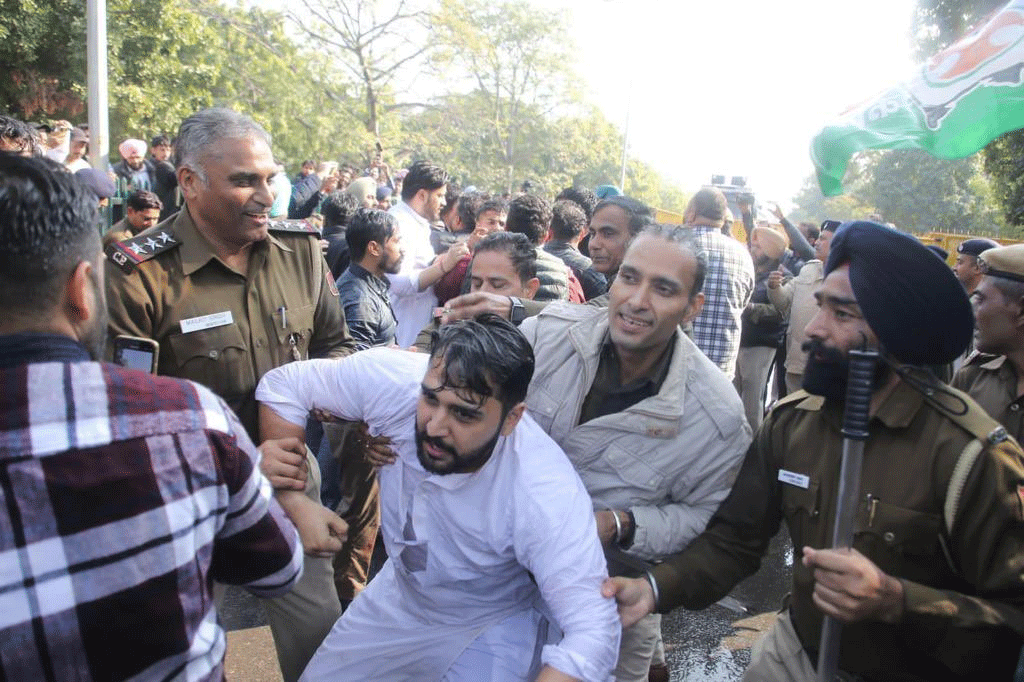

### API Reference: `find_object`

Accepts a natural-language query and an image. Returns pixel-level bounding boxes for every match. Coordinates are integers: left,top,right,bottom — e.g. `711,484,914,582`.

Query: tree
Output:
286,0,429,136
790,154,876,224
0,0,87,120
1,0,376,169
430,0,577,192
911,0,1024,227
865,150,1003,234
790,149,1006,236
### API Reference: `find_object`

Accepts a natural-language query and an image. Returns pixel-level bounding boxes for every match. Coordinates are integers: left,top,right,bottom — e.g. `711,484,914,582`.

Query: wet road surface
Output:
221,529,792,680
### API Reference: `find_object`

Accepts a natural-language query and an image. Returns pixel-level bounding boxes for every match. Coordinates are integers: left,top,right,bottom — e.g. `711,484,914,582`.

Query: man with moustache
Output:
388,160,452,346
338,208,467,351
0,153,302,680
256,315,621,682
104,108,356,682
328,207,467,607
954,244,1024,443
518,224,750,681
603,221,1024,682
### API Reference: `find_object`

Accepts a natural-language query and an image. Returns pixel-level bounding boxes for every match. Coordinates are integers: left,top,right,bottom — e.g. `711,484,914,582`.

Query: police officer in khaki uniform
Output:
954,243,1024,442
105,108,355,682
603,222,1024,682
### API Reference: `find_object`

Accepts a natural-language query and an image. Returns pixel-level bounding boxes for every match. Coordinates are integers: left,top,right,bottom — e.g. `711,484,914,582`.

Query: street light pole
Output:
87,0,109,171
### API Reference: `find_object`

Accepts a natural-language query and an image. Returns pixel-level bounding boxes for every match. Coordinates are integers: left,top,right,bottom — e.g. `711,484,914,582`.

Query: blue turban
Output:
824,221,973,366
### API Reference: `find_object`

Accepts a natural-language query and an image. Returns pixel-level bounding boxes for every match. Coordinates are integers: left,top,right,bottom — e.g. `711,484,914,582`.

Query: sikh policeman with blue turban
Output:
604,221,1024,682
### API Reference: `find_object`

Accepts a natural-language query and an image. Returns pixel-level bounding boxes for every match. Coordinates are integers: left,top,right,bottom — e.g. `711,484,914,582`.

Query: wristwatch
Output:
508,296,526,325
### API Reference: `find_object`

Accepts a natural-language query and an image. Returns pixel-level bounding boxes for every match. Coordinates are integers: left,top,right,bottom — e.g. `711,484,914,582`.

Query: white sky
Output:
540,0,920,207
270,0,922,206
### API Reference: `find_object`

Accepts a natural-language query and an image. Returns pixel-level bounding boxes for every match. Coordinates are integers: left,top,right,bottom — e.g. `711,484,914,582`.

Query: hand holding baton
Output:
817,348,879,682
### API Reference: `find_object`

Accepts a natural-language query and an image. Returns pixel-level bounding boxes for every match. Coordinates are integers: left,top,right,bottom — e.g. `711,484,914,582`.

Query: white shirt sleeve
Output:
386,270,425,297
511,425,621,681
255,348,427,427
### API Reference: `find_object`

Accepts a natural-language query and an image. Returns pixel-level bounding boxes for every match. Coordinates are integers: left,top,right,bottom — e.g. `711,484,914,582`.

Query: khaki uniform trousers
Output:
742,611,815,682
324,422,381,602
262,449,343,682
734,346,777,432
743,612,866,682
614,613,661,682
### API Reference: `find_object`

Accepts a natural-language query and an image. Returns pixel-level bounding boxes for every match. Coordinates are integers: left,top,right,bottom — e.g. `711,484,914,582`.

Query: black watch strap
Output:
509,296,526,325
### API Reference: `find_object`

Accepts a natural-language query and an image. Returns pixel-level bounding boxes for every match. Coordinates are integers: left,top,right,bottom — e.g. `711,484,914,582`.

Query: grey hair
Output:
173,108,271,183
635,223,708,298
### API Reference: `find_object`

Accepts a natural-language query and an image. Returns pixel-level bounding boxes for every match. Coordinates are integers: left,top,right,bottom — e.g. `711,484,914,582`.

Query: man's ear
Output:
1014,295,1024,329
500,402,527,436
523,277,540,300
178,166,201,201
414,188,429,210
65,260,96,325
367,240,383,258
683,292,705,324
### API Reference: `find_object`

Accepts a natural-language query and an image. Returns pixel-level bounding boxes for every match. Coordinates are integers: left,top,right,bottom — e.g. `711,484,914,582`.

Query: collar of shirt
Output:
796,376,926,430
0,332,90,368
175,207,291,276
980,354,1010,372
348,262,392,293
579,332,676,424
689,224,719,234
392,200,430,230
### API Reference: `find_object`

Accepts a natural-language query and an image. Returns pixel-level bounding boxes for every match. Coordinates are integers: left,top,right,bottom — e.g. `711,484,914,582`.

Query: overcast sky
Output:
543,0,920,207
272,0,923,207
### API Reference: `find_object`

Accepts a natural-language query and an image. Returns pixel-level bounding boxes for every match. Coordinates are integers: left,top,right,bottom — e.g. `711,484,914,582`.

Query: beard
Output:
382,252,403,275
801,338,888,403
414,422,502,475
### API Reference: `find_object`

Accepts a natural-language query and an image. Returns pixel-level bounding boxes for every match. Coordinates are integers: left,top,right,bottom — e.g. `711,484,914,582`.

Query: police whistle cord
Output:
817,347,878,682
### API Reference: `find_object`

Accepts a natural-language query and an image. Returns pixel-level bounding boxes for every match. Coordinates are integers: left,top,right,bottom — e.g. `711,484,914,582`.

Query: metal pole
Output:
817,348,878,682
86,0,109,171
619,79,632,192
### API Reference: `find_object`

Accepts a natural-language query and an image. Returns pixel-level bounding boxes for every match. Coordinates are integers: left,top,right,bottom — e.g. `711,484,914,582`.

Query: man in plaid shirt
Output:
0,153,302,680
685,188,755,379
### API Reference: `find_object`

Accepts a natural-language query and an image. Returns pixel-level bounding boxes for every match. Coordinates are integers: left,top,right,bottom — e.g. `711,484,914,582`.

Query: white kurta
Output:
256,348,620,682
387,201,438,347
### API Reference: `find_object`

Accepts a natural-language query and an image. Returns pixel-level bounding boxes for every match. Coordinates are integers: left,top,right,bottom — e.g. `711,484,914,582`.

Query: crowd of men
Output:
2,106,1024,682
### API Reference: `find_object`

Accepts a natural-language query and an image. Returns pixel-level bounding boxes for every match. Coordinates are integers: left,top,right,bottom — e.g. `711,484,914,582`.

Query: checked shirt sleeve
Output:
206,394,303,596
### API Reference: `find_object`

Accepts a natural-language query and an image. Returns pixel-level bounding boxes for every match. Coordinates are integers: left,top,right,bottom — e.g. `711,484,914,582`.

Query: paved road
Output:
221,530,792,680
662,530,792,680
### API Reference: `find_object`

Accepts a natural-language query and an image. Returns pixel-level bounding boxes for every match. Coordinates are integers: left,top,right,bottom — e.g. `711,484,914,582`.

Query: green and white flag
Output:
811,0,1024,196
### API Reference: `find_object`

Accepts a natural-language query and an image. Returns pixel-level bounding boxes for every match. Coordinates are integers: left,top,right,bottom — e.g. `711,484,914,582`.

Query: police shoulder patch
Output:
105,229,181,273
268,218,322,238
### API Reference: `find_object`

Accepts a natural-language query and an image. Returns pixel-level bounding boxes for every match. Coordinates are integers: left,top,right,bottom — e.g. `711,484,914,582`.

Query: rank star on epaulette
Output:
268,219,322,238
105,229,181,273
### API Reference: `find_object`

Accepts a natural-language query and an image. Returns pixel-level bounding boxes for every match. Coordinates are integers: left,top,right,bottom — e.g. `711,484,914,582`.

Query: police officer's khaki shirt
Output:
953,353,1024,442
648,380,1024,680
105,207,354,440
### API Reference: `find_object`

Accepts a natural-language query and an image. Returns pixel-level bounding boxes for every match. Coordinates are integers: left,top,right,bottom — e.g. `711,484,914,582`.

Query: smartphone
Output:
112,335,159,374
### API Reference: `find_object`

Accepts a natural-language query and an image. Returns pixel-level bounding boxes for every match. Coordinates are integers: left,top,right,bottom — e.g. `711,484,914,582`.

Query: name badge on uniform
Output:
180,311,234,334
778,469,810,489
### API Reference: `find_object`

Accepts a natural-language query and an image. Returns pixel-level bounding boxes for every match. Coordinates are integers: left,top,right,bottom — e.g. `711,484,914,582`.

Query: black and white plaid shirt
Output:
0,334,302,681
690,226,755,378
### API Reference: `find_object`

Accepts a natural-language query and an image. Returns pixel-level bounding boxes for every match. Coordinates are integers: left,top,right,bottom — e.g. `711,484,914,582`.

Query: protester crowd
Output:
3,107,1024,682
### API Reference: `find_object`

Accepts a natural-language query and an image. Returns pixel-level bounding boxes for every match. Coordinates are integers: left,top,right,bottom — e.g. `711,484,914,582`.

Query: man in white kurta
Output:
255,321,620,681
387,161,449,346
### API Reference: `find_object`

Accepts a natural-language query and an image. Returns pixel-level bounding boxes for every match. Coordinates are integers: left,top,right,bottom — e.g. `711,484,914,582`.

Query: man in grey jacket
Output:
518,224,751,682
